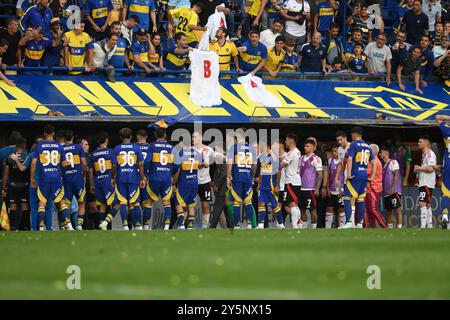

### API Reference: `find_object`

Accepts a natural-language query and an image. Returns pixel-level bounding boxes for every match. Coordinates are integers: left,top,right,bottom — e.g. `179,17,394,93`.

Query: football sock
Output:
226,203,234,221
186,216,195,229
257,206,266,224
273,206,283,224
427,207,433,228
129,207,136,227
245,204,254,223
388,223,394,228
120,204,128,226
233,202,241,226
98,212,106,222
77,214,84,226
290,206,300,228
143,205,152,226
163,204,171,226
177,211,185,226
339,212,345,226
344,199,352,223
201,213,210,228
420,206,427,228
325,212,333,228
133,205,143,227
357,201,365,225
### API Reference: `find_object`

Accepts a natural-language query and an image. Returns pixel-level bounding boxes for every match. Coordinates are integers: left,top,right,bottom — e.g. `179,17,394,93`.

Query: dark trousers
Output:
316,195,327,228
210,196,233,229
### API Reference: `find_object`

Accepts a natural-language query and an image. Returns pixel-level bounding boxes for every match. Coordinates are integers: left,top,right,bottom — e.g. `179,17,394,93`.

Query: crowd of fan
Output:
0,0,448,90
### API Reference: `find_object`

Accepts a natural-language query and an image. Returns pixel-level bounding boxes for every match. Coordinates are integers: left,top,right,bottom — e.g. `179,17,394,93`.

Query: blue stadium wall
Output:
0,74,448,123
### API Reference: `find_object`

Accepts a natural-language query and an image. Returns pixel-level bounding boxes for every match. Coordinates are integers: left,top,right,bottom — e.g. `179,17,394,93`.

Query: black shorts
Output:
279,190,289,206
418,186,433,204
326,194,344,208
7,184,29,204
300,190,317,210
198,183,212,202
384,193,402,210
284,184,301,204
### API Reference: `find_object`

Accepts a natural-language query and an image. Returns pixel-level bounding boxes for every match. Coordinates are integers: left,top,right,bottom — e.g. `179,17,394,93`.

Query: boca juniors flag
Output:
0,201,10,231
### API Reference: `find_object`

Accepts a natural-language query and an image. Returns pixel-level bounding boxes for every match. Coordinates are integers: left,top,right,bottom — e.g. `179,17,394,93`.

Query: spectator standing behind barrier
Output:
237,30,268,74
0,18,22,73
0,40,16,87
93,32,118,81
401,0,429,45
364,32,392,84
129,28,151,74
314,0,338,38
264,35,285,77
20,0,54,38
108,21,133,74
417,35,434,87
345,2,372,46
365,144,387,228
209,27,241,74
41,18,64,72
299,31,329,73
168,2,206,48
322,22,344,66
344,29,364,62
280,0,310,53
63,22,95,74
163,31,192,71
432,35,447,59
390,30,410,71
148,33,165,72
396,46,423,94
84,0,114,41
120,14,140,46
434,48,450,87
259,19,284,49
422,0,441,34
122,0,157,33
280,37,299,71
431,21,444,47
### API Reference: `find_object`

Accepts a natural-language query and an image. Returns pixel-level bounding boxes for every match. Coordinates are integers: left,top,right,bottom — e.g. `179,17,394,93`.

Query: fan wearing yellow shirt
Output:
63,22,95,75
264,35,285,77
168,1,206,47
209,27,242,76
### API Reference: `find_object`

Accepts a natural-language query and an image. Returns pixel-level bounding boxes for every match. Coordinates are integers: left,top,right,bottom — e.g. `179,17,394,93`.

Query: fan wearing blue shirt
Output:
314,0,339,37
238,30,268,74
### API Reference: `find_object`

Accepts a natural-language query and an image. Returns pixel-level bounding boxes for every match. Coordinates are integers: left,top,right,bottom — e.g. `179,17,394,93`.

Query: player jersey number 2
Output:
119,151,135,166
42,150,59,166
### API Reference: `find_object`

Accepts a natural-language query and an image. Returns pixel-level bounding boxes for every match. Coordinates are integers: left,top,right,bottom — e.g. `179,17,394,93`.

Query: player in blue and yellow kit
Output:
112,128,146,230
339,126,376,229
145,124,174,230
61,130,88,230
173,144,203,229
436,115,450,229
90,132,119,230
135,129,151,228
256,141,283,229
30,125,72,231
226,129,257,229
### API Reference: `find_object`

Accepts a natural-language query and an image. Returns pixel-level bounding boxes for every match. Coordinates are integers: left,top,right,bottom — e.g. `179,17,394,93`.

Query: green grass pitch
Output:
1,229,450,299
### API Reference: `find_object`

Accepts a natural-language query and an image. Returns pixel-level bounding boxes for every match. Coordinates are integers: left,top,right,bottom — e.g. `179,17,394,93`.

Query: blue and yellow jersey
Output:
266,47,285,71
148,44,163,64
35,140,63,182
61,143,86,182
137,143,150,162
174,147,202,186
164,38,189,70
227,143,256,183
209,40,238,71
348,54,367,73
84,0,113,27
90,147,114,183
130,39,149,63
239,40,268,72
439,122,450,181
315,1,338,33
124,0,156,31
170,7,199,44
63,30,94,74
281,51,299,72
110,37,127,68
145,140,173,182
23,37,53,67
347,139,374,178
258,150,279,191
112,142,144,184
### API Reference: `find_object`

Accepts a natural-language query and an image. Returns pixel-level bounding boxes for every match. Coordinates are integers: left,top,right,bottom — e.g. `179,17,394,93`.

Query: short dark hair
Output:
150,32,161,40
335,130,347,138
108,32,119,40
354,42,364,49
352,28,362,35
351,126,363,136
249,29,260,37
97,132,109,145
174,32,186,41
275,35,285,43
128,14,140,24
192,1,204,10
419,135,431,143
110,21,121,30
286,133,298,144
218,26,229,37
273,19,284,26
155,127,166,139
137,129,148,138
435,21,443,27
55,129,65,140
332,56,343,65
119,127,133,139
64,129,74,141
304,139,316,146
0,38,9,47
16,137,27,149
421,34,430,41
330,22,340,30
380,145,390,152
6,17,18,26
9,131,22,145
44,125,55,136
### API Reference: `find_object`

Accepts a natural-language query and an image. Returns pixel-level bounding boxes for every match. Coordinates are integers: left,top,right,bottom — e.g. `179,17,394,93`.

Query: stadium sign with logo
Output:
0,75,448,123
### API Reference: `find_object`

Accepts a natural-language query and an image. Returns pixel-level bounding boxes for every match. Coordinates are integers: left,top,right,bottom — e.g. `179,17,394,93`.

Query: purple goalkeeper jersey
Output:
383,159,402,195
300,154,322,190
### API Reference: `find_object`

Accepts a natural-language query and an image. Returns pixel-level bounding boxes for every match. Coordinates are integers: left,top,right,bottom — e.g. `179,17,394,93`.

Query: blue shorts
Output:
230,180,253,205
37,179,65,204
175,185,198,208
147,180,172,202
258,189,278,208
115,183,140,205
344,176,368,201
64,179,86,203
442,177,450,199
95,182,116,206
